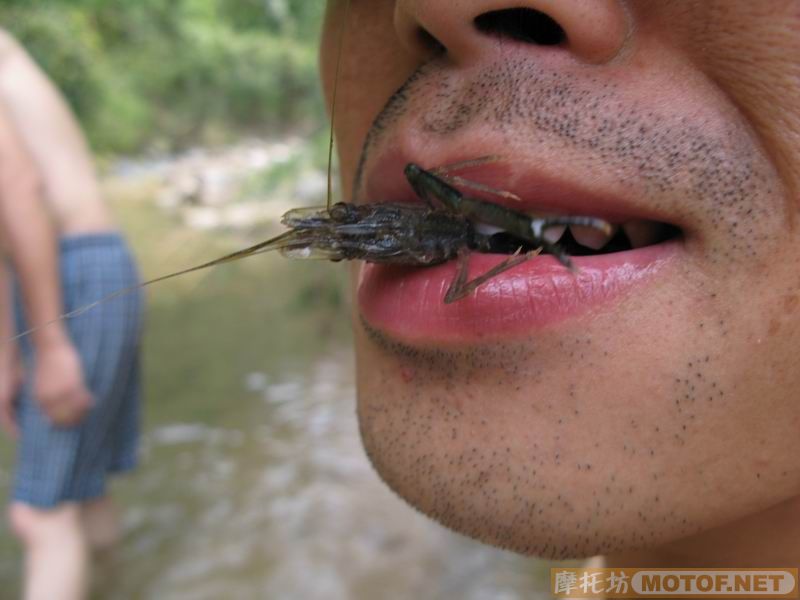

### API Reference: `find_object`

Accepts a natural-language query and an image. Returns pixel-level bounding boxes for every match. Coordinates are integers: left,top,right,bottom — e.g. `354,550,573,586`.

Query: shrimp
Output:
5,0,613,341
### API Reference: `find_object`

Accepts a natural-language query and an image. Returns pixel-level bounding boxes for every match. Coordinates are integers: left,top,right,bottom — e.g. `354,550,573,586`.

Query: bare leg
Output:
80,496,120,552
444,248,541,304
8,502,89,600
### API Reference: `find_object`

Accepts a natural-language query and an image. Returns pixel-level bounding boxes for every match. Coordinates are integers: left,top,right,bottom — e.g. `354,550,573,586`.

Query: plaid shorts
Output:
12,232,144,508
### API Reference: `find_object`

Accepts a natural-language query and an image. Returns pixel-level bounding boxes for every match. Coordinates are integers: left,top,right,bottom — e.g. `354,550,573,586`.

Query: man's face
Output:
320,0,800,561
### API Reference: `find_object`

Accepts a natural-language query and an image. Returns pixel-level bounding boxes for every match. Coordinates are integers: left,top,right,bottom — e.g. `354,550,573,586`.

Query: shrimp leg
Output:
429,156,521,202
405,163,612,270
444,247,542,304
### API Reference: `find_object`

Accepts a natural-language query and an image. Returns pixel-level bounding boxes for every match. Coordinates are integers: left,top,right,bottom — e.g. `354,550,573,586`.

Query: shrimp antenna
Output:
3,230,297,346
326,0,350,210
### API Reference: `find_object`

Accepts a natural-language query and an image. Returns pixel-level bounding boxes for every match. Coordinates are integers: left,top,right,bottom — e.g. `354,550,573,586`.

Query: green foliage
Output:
0,0,326,154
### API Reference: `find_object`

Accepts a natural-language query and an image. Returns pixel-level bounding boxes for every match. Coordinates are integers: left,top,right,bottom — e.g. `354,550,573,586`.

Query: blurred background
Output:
0,1,560,597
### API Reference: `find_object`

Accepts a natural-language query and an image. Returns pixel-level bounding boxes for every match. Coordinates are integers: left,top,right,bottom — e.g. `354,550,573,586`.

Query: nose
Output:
394,0,630,66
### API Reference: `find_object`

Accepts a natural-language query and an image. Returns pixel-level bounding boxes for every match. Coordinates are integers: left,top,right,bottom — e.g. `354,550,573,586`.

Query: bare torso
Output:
0,29,114,234
23,157,114,235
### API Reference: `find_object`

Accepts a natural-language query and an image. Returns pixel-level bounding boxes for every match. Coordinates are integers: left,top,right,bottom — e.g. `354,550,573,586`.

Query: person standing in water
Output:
0,29,143,600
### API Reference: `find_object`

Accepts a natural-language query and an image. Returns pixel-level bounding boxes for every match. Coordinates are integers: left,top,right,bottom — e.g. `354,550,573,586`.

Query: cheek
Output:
640,1,800,200
326,12,422,196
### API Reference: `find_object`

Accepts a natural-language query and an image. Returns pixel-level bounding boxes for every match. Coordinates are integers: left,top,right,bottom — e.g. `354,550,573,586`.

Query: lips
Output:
356,150,682,343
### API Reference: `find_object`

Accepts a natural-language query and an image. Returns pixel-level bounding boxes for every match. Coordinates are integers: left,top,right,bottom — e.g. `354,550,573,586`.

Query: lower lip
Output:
357,242,679,343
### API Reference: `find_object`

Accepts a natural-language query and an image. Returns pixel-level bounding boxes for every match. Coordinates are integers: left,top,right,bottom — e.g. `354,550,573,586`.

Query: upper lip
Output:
359,146,684,229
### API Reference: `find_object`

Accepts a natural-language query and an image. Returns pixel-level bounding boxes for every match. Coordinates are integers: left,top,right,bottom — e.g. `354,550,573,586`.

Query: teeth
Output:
542,224,566,244
570,224,618,250
475,222,505,236
622,220,663,248
475,214,669,252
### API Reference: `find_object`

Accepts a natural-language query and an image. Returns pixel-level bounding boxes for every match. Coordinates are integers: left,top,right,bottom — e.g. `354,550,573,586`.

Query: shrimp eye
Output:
330,202,357,222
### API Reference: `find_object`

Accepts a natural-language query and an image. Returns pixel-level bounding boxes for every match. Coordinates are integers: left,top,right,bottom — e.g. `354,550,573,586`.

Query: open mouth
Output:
356,153,683,342
398,159,683,263
483,219,682,256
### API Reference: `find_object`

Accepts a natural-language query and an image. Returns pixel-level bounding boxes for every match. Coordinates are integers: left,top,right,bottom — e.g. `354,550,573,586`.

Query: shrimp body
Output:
278,202,492,265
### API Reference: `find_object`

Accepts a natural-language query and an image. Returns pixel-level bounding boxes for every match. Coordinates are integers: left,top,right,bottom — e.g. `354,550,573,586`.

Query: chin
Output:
351,280,800,562
353,318,676,560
